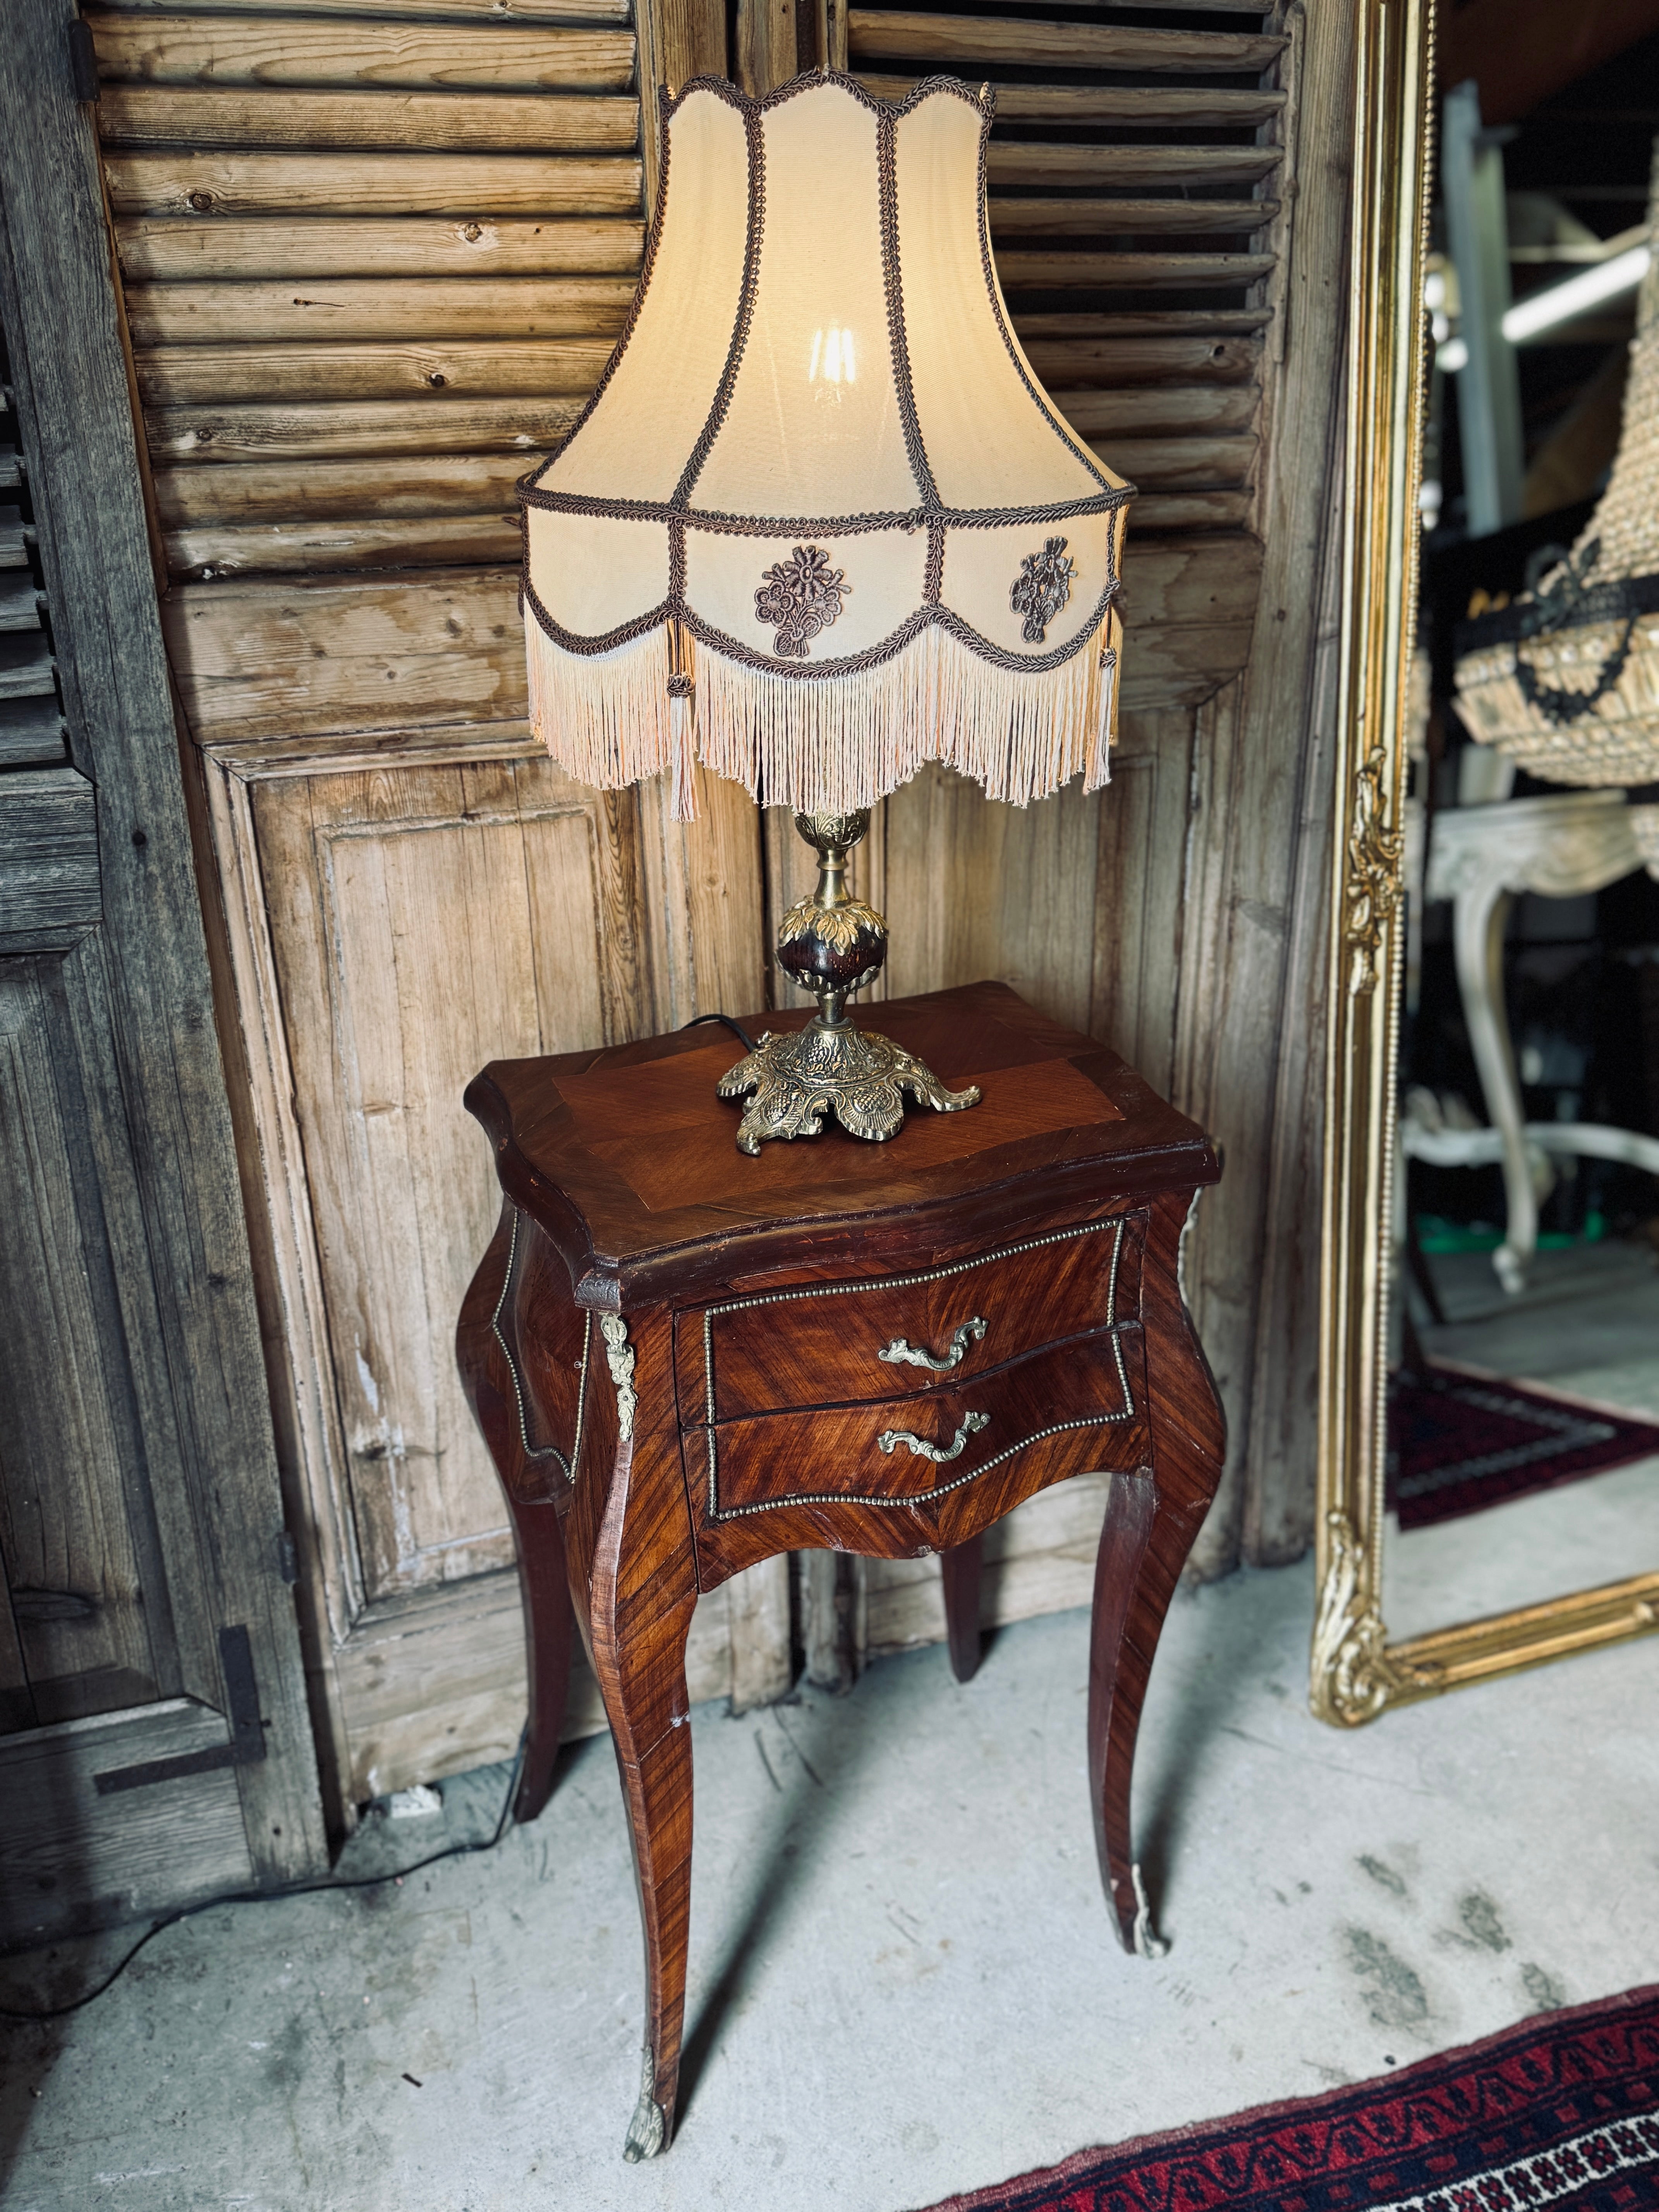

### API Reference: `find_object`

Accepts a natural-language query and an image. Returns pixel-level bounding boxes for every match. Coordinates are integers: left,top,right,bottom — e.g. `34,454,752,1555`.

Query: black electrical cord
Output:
680,1010,759,1053
0,1726,530,2025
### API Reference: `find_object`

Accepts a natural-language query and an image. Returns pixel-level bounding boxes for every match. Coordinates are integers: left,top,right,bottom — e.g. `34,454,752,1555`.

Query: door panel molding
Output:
0,0,326,1895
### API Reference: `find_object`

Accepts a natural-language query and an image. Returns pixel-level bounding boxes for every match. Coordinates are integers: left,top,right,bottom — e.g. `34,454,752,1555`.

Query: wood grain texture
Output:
0,1698,251,1949
147,396,576,464
165,512,522,577
847,13,1286,72
0,955,164,1719
1022,336,1261,386
467,984,1215,1310
164,566,527,733
1015,310,1273,338
154,450,531,525
989,198,1277,239
0,698,68,771
247,757,639,1606
97,0,632,20
1096,1190,1224,1940
860,1467,1116,1661
1171,0,1352,1579
858,76,1287,127
996,251,1274,290
455,1202,576,1820
117,213,643,281
987,143,1281,189
455,986,1224,2145
125,274,634,346
1128,491,1252,532
192,717,769,1813
0,770,101,937
99,84,642,151
1058,385,1257,437
0,0,326,1889
106,150,643,217
89,14,637,93
135,336,616,405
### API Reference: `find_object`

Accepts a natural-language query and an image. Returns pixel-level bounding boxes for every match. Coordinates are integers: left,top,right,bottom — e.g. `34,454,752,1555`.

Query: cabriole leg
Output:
941,1534,984,1683
586,1426,700,2162
1087,1470,1163,1956
457,1204,576,1824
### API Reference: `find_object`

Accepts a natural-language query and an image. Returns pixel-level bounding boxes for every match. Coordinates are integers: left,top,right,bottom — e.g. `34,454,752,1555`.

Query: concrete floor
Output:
1391,1238,1659,1637
7,1542,1659,2212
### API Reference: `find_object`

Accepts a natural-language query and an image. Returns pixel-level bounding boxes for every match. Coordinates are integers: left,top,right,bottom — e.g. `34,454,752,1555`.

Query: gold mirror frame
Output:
1312,0,1659,1725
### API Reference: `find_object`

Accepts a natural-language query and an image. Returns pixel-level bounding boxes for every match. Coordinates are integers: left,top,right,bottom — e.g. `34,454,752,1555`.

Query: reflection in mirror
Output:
1387,101,1659,1666
1314,24,1659,1726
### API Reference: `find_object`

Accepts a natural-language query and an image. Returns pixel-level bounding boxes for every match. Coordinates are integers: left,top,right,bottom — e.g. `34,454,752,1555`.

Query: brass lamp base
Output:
718,1018,981,1155
718,809,981,1154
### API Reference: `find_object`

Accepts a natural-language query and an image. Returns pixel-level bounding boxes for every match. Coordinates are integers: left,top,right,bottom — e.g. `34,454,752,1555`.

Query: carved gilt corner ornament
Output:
1310,1510,1405,1727
600,1313,638,1441
1343,744,1404,996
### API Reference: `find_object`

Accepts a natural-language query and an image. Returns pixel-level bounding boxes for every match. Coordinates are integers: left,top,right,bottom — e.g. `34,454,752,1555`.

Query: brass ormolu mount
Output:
718,810,982,1154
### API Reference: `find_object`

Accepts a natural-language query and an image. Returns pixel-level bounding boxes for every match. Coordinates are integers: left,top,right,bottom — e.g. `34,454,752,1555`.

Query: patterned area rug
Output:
1386,1361,1659,1531
907,1985,1659,2212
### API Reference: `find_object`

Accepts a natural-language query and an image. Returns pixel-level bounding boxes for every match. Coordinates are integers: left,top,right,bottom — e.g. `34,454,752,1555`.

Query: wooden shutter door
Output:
82,0,786,1821
0,0,326,1944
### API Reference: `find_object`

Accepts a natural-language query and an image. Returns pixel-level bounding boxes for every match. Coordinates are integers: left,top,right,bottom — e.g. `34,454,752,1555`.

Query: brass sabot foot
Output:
717,1019,982,1155
621,2051,668,2162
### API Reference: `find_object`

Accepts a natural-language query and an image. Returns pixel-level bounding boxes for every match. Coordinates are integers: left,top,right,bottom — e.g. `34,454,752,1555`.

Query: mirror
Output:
1314,15,1659,1724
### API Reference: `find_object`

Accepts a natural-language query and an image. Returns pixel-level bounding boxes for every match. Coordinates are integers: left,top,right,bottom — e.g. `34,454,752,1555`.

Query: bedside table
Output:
457,981,1224,2160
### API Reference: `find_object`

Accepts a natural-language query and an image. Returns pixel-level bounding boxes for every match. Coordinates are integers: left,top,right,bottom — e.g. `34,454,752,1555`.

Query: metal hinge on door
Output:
92,1625,268,1795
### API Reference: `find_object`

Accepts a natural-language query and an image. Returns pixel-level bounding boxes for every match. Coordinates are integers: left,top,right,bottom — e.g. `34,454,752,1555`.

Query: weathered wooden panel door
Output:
0,0,325,1946
80,0,785,1817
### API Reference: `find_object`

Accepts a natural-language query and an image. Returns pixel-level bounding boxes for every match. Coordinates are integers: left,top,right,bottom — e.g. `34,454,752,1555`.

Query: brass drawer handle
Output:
877,1411,989,1463
878,1317,988,1373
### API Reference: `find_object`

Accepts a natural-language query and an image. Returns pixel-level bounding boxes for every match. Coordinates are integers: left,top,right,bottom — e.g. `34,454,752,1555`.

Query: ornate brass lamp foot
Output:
717,810,981,1154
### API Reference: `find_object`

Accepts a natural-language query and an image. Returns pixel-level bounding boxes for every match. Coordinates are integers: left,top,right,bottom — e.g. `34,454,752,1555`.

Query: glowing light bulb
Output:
809,325,858,385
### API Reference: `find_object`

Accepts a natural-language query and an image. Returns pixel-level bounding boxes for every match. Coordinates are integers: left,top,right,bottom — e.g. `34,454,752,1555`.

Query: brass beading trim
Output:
698,1215,1135,1521
491,1207,588,1485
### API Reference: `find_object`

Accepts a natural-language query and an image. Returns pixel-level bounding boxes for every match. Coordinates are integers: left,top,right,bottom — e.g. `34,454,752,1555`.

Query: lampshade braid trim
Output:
519,69,1131,540
520,484,1130,536
522,565,1121,679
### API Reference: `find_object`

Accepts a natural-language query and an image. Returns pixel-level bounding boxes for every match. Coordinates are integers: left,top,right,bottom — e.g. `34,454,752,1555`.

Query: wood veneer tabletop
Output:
464,981,1217,1305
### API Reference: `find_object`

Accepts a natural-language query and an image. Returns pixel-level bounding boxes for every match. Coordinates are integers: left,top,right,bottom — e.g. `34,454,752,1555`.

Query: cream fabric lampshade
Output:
520,70,1132,820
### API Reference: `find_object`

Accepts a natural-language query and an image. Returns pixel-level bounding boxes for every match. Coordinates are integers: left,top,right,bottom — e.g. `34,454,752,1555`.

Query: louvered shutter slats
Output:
92,0,646,581
105,152,644,215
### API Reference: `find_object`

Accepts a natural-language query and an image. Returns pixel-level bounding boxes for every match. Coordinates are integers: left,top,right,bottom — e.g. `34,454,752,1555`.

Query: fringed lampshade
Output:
518,69,1133,1152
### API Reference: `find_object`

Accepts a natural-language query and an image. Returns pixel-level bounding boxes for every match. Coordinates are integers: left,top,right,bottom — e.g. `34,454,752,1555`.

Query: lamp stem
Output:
714,805,981,1150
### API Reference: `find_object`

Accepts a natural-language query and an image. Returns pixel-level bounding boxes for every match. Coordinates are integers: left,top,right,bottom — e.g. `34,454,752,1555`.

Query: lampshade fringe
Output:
526,616,1115,821
525,618,673,793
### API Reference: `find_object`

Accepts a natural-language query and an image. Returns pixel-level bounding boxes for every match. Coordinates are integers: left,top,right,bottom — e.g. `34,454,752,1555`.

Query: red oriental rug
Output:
907,1985,1659,2212
1386,1361,1659,1531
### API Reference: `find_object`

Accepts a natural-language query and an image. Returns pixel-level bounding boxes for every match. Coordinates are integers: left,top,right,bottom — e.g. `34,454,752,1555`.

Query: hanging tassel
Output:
666,619,698,821
1085,603,1121,795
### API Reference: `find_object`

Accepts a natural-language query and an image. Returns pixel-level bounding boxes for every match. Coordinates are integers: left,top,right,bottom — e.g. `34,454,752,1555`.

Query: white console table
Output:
1421,789,1659,1292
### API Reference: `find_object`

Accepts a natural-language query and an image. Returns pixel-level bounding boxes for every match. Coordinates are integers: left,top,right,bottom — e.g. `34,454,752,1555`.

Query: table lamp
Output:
520,70,1131,1152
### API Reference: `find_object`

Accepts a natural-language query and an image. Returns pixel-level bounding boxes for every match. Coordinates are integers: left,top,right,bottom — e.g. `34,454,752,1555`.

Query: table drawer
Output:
683,1322,1144,1525
676,1211,1141,1426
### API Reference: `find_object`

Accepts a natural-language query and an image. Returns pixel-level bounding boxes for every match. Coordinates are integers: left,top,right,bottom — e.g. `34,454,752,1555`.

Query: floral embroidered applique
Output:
755,544,850,658
1010,535,1077,644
